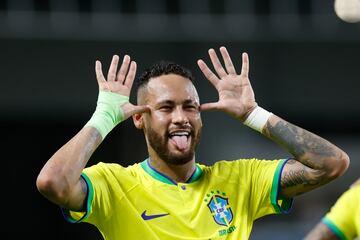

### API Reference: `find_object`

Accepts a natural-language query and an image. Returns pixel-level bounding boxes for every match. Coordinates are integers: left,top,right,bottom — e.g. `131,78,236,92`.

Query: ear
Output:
132,113,144,129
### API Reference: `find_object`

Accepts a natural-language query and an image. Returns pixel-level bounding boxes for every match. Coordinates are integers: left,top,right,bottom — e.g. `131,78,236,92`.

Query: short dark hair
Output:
136,61,194,97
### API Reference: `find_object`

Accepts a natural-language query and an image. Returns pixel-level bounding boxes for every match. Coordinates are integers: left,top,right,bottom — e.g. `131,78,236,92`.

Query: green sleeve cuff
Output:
270,158,293,214
322,217,348,240
61,173,94,223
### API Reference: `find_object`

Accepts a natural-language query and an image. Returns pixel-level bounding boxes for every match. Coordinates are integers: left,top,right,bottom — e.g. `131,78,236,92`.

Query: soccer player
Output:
36,46,349,239
304,178,360,240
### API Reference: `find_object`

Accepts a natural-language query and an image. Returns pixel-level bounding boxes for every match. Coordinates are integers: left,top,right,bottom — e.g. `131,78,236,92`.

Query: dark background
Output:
1,0,360,239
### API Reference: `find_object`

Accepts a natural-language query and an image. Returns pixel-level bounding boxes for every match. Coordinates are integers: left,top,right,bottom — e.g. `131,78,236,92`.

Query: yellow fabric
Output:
324,184,360,240
66,159,290,240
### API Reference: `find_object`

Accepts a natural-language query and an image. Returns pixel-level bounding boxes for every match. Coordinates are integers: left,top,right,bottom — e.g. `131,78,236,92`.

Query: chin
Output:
162,151,195,165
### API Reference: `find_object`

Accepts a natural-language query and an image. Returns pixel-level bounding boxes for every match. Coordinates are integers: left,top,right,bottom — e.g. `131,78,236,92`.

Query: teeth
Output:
170,131,189,136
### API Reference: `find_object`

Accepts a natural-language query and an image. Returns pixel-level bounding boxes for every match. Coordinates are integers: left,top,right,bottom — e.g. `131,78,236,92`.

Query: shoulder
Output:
199,158,283,178
83,162,142,179
201,158,283,170
341,183,360,202
327,183,360,217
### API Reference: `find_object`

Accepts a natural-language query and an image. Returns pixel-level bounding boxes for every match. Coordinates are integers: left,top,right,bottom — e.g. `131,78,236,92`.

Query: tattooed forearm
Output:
265,115,349,197
264,118,338,168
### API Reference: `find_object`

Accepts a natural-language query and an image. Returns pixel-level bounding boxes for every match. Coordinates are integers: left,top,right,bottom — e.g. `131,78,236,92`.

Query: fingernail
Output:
123,55,130,62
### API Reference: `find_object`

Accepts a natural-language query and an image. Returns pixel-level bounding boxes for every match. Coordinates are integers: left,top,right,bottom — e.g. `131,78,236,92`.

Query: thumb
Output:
131,105,150,115
200,102,221,112
122,103,150,119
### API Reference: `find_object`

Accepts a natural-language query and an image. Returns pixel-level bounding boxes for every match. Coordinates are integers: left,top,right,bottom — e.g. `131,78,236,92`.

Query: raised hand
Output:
95,54,149,120
197,46,257,121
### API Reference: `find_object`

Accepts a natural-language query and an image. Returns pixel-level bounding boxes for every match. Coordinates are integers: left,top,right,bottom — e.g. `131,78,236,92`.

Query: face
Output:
137,74,202,165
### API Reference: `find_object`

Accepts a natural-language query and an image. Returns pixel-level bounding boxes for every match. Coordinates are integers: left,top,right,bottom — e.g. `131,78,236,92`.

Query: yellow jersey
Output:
322,184,360,240
62,158,292,240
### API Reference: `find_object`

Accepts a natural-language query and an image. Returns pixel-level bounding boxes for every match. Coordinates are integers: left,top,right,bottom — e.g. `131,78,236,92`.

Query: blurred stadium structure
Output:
1,0,360,41
1,0,359,239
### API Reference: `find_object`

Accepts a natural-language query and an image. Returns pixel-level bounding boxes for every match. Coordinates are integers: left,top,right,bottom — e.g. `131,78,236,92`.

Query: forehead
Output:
145,74,199,104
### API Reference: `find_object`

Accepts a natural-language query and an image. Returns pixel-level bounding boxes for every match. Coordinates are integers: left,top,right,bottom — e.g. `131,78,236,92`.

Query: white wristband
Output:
243,106,273,133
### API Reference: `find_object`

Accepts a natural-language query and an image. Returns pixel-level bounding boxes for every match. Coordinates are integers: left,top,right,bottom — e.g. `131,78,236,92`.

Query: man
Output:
304,178,360,240
36,46,349,239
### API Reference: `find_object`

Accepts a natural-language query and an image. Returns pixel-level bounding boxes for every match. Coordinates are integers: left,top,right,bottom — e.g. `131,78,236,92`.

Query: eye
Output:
185,105,198,111
159,106,172,111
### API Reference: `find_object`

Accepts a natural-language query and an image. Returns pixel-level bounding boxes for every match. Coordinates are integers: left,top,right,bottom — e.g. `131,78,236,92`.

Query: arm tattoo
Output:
265,120,337,168
281,165,307,188
281,160,318,188
265,117,348,197
281,160,326,192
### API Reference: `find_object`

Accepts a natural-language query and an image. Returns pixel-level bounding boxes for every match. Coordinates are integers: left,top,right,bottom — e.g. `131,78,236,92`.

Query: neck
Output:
148,155,196,184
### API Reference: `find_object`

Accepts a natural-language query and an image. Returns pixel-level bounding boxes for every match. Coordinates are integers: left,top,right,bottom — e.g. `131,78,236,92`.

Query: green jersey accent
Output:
62,158,292,240
322,184,360,240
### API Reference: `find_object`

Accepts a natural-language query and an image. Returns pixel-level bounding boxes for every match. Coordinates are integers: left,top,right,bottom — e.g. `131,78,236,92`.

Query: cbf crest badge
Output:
204,191,233,226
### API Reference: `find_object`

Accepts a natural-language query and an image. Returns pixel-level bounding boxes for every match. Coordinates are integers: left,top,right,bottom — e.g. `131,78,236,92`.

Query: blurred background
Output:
1,0,360,239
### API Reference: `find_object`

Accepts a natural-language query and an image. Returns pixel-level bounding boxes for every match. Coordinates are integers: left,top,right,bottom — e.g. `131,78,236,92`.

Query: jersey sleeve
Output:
322,185,360,240
248,158,293,220
61,162,128,226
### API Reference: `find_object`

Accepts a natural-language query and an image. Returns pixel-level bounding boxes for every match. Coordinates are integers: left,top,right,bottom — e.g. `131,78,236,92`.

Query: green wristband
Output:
85,91,129,139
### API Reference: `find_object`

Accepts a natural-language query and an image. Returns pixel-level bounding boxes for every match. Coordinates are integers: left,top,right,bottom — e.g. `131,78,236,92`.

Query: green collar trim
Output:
140,158,202,185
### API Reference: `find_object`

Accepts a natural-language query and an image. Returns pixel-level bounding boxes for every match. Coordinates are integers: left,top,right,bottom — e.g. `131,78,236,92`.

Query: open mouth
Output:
168,131,191,150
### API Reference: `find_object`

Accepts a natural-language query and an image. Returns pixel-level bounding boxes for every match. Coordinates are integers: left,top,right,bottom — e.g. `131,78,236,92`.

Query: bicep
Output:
280,159,327,198
62,177,88,212
304,222,339,240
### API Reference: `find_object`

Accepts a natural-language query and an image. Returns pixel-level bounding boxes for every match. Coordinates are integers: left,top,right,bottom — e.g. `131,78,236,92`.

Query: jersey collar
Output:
140,158,202,185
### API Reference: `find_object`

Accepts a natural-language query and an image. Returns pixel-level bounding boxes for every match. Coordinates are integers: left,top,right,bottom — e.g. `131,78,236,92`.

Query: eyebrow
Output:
155,99,199,106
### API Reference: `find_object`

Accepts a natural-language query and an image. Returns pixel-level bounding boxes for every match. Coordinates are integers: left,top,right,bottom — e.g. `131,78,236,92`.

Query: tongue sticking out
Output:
172,136,188,150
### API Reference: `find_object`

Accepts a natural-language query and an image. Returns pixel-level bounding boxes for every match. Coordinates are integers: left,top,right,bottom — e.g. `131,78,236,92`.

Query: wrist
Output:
85,91,129,139
243,106,273,133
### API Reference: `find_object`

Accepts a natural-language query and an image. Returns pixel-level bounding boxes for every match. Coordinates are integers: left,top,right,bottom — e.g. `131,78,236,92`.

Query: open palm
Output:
95,55,149,120
197,47,257,121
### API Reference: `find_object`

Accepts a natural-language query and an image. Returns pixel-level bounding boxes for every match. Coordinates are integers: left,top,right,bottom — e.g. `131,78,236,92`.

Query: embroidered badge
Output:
204,191,233,226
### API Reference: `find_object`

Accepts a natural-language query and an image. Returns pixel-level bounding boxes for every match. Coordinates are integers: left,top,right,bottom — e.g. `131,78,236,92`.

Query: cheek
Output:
144,112,169,130
192,113,202,127
189,119,202,134
152,112,170,125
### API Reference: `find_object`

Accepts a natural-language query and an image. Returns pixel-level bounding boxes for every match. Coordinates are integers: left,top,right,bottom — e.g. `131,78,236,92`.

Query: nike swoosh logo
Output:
141,210,169,220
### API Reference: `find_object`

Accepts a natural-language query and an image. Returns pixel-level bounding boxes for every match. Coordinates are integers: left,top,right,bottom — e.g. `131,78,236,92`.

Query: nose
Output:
172,107,189,125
